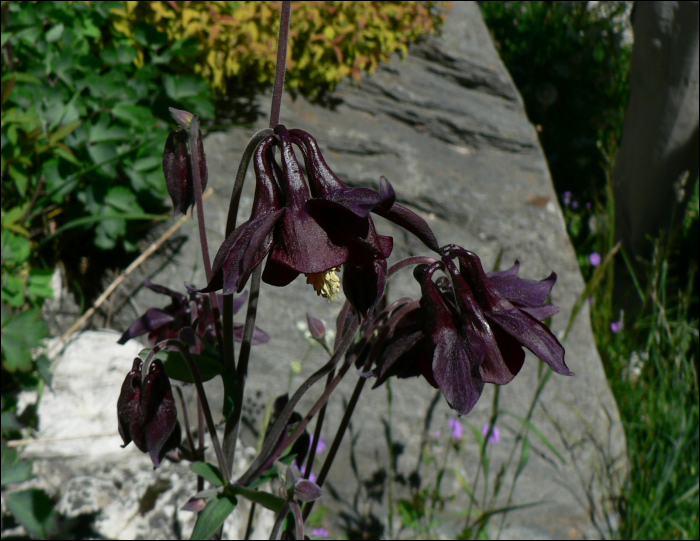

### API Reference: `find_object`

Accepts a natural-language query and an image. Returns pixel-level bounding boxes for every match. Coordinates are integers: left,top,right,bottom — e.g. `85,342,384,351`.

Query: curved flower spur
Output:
202,124,441,315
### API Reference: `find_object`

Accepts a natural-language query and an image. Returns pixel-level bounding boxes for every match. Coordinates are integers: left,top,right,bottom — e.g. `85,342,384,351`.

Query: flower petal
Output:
375,203,441,253
485,309,572,376
343,257,387,316
487,260,520,278
432,331,485,416
118,308,176,345
202,210,284,294
232,324,271,345
141,359,181,467
117,358,147,452
487,272,557,308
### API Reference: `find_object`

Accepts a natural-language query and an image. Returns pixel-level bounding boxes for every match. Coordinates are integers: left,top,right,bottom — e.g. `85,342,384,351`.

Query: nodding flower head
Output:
365,246,571,416
201,125,441,316
117,281,269,351
117,358,181,468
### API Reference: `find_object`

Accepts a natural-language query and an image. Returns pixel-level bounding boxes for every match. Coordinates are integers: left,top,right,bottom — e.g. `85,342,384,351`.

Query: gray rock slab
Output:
31,2,625,539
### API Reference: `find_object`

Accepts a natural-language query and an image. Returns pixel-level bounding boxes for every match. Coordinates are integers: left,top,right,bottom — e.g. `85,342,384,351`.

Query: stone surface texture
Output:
21,2,625,539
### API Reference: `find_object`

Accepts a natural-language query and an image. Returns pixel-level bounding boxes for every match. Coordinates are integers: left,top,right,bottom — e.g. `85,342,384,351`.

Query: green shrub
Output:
480,1,631,206
109,1,449,97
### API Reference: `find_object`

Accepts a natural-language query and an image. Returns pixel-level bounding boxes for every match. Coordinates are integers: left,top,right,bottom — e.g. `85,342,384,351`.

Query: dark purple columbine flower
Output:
118,280,269,351
368,247,572,416
443,246,572,384
202,125,440,315
163,123,208,217
117,358,181,467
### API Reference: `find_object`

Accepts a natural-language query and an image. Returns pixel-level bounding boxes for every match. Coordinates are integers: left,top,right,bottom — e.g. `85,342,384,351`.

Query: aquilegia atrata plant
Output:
115,3,572,538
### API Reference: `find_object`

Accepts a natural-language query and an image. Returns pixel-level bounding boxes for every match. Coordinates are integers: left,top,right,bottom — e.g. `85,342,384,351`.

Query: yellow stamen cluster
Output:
305,268,342,301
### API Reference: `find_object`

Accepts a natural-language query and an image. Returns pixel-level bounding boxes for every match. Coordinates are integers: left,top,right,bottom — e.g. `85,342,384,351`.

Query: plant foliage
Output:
109,1,449,97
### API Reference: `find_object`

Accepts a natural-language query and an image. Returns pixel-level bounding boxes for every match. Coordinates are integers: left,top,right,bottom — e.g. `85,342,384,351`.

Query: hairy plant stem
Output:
143,340,230,483
236,315,361,486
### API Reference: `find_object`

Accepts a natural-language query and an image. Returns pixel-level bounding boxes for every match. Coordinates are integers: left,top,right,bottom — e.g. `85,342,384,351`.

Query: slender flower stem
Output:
144,339,230,483
236,315,360,486
301,330,385,522
290,500,304,540
269,501,291,541
243,502,256,540
174,385,196,459
222,0,292,481
222,128,273,378
188,114,224,353
223,266,263,473
303,369,334,480
388,256,439,278
269,1,292,129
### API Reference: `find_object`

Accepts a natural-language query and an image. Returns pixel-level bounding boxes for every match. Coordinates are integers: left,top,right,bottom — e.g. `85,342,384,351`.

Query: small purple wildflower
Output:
563,191,572,205
587,296,594,306
481,423,500,444
434,430,441,438
589,252,602,267
308,472,317,483
309,435,327,454
571,200,579,209
312,527,330,539
448,418,463,440
586,202,592,210
610,320,623,333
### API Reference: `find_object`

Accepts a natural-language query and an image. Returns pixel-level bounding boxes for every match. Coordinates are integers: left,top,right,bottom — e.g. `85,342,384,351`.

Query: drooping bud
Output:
162,112,208,217
116,358,181,468
306,314,326,341
168,107,195,129
117,358,147,452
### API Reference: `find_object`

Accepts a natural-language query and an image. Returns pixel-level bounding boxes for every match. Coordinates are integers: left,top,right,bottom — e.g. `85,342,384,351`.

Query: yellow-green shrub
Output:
109,1,449,96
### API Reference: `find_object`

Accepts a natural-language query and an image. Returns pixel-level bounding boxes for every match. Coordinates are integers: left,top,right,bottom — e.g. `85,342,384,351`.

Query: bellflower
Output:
117,358,181,467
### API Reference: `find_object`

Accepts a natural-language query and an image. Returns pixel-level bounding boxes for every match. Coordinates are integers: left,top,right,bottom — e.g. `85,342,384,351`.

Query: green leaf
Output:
105,186,142,213
48,119,80,146
6,488,57,539
1,308,47,372
2,457,34,486
191,461,224,487
163,351,223,383
190,493,237,541
164,74,209,100
45,23,65,43
1,230,31,266
230,485,286,513
112,104,154,126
